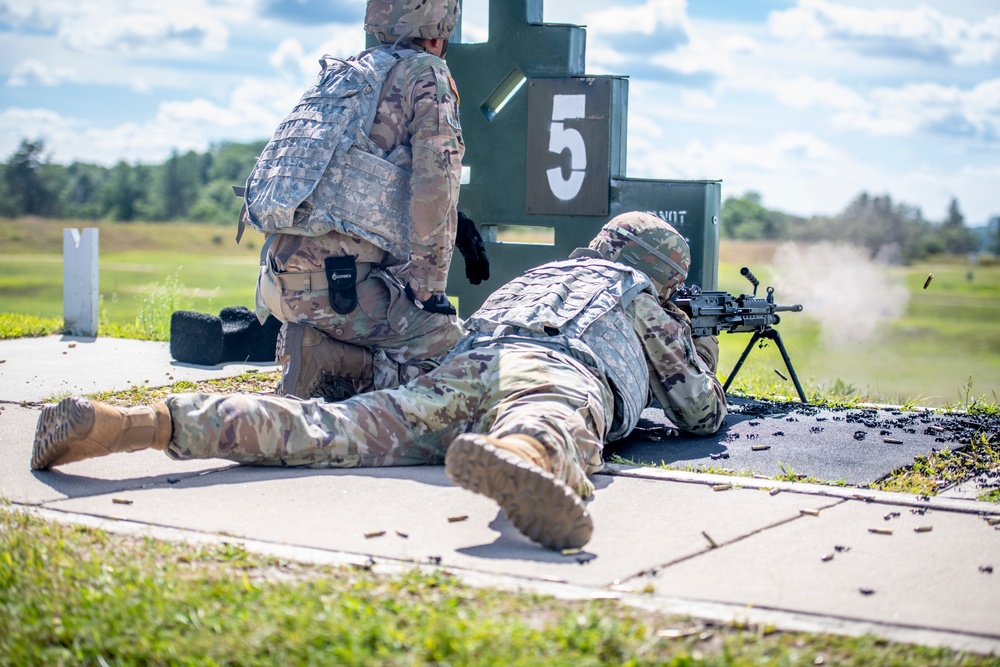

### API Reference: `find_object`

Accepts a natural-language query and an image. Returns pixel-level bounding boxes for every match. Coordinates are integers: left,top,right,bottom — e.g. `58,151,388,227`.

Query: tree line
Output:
722,191,1000,263
0,138,265,225
2,137,998,262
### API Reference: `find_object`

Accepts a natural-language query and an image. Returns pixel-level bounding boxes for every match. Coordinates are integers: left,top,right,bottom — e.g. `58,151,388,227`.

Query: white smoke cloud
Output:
770,242,909,346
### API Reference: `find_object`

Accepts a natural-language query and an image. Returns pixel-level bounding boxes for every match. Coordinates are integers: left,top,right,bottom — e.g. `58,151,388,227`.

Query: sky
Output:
1,0,998,225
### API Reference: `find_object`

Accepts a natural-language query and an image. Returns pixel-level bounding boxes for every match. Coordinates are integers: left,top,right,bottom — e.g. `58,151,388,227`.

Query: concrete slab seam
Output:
600,464,1000,517
5,502,998,656
611,498,849,585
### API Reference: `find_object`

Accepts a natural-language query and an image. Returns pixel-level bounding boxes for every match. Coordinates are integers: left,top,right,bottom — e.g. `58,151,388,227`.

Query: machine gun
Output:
673,267,807,402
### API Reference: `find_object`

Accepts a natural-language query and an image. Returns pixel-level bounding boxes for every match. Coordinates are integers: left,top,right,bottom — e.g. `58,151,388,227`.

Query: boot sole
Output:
445,435,593,551
31,397,98,470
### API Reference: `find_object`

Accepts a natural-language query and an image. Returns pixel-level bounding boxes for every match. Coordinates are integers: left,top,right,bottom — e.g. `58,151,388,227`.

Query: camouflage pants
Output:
164,344,613,498
257,262,465,390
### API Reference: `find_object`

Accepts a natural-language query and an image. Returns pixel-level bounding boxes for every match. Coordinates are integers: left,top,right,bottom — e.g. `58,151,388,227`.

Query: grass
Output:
3,506,997,666
0,218,260,326
714,243,1000,409
4,220,999,408
3,225,999,661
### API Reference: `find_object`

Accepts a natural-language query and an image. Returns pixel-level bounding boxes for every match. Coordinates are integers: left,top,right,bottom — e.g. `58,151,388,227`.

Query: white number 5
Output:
546,94,587,201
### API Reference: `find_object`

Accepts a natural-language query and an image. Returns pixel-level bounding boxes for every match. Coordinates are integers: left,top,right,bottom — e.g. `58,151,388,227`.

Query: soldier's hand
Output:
693,335,720,374
405,284,457,316
455,212,490,285
660,298,691,324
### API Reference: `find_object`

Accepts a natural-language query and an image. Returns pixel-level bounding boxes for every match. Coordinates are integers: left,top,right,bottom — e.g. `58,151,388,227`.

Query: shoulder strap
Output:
362,47,418,138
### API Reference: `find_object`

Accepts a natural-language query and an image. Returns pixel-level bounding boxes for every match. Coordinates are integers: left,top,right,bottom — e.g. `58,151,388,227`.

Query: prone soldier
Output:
31,212,726,551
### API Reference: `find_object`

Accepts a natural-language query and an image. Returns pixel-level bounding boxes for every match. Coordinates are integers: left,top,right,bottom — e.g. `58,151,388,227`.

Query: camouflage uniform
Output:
166,252,726,497
31,212,726,549
254,37,465,389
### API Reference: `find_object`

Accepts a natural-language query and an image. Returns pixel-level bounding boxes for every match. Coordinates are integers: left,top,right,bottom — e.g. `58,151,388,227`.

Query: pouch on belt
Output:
325,255,358,315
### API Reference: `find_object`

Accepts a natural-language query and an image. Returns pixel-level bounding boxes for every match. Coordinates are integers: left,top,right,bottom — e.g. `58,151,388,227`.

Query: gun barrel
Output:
774,304,803,313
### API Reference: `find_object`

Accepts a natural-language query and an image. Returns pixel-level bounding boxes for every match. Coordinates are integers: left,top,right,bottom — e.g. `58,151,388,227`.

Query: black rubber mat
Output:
606,397,998,486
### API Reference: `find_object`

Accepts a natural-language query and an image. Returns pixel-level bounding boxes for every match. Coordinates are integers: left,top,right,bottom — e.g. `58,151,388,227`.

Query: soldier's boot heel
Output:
444,433,593,551
275,322,373,400
31,397,171,470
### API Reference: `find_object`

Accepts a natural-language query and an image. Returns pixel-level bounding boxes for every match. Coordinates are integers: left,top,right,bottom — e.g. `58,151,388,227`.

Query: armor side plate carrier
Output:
463,258,654,440
244,46,417,262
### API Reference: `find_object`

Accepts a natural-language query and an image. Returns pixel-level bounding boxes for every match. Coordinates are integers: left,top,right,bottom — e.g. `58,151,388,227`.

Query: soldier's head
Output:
588,211,691,300
365,0,460,46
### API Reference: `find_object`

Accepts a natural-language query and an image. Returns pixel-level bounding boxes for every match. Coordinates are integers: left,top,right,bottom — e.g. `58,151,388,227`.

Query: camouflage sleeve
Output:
632,292,727,435
405,58,465,299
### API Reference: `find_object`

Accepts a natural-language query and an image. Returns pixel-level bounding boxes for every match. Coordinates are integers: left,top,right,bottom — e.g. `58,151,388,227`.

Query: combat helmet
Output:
588,211,690,299
365,0,460,42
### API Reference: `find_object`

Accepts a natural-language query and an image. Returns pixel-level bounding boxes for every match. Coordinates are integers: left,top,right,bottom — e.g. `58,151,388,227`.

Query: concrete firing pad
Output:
42,464,833,588
633,496,1000,637
0,403,238,505
0,334,277,402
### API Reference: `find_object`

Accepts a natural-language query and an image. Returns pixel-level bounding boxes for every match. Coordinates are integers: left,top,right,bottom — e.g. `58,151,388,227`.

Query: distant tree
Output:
101,161,143,221
990,215,1000,255
720,192,790,240
791,192,934,263
2,138,56,217
162,149,205,219
939,197,977,254
188,180,244,224
62,162,111,219
208,140,265,183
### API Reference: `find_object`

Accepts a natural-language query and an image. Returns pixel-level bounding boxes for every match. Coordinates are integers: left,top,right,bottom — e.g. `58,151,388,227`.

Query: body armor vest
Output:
243,46,425,263
462,258,655,441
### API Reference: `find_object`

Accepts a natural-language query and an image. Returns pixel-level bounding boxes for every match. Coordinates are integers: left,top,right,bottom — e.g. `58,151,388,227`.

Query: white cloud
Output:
583,0,688,35
581,0,758,83
0,73,304,165
267,26,367,83
754,76,866,111
7,59,79,87
769,0,1000,66
270,38,309,79
61,10,229,54
834,78,1000,142
0,0,245,55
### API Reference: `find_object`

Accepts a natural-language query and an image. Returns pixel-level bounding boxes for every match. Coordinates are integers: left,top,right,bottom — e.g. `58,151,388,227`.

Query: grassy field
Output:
3,505,996,667
2,218,999,407
3,220,999,664
713,243,1000,408
0,218,261,326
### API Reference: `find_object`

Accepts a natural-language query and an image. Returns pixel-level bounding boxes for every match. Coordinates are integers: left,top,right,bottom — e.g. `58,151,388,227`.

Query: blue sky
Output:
1,0,997,225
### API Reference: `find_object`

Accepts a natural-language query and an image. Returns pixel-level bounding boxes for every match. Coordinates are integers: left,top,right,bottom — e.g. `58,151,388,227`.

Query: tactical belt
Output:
272,261,373,293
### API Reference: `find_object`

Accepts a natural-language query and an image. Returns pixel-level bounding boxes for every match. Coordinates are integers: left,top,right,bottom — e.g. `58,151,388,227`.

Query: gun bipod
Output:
722,327,807,403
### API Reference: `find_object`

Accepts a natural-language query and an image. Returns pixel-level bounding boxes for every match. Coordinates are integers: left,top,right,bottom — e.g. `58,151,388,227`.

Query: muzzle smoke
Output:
770,242,909,347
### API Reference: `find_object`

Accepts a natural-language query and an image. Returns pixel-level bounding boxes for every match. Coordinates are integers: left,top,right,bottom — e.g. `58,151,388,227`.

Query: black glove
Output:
456,212,490,285
404,284,457,316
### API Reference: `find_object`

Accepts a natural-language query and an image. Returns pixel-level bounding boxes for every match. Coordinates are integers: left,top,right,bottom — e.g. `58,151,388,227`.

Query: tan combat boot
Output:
275,322,373,400
31,397,172,470
444,433,594,551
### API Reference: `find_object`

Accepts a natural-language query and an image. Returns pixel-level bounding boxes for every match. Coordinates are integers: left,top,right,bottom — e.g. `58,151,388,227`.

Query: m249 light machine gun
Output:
673,267,807,402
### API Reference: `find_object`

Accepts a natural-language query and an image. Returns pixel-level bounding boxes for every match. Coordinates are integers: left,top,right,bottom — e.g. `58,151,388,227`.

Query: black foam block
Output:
170,307,281,366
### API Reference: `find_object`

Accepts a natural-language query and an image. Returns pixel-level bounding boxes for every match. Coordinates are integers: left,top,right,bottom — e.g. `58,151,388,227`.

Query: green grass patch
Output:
0,312,64,339
713,254,1000,409
2,507,994,666
4,224,999,407
874,431,1000,496
0,218,260,329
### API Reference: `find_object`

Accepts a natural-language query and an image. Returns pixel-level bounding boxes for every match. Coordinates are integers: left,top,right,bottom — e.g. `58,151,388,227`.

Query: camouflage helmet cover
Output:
365,0,460,42
588,211,691,299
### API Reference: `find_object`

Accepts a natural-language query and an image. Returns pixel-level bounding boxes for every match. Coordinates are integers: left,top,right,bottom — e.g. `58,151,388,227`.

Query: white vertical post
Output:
63,228,99,337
